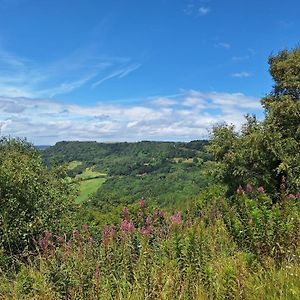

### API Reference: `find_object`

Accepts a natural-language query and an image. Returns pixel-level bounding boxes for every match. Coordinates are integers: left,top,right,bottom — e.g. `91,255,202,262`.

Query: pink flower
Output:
287,193,296,199
170,211,182,225
120,219,135,233
139,197,145,208
102,225,116,245
296,190,300,199
140,226,152,236
123,207,129,219
257,186,265,193
146,216,152,226
246,184,253,193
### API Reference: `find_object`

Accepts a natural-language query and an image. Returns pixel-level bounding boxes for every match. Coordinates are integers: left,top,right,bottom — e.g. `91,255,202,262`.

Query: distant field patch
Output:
75,177,106,204
67,160,83,170
75,167,106,180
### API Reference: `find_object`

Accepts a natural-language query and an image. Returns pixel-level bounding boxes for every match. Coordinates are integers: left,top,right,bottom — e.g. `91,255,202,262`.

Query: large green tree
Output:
0,138,75,255
209,46,300,197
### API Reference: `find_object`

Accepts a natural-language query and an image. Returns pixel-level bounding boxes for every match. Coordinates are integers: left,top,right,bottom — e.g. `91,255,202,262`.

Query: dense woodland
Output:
42,140,211,212
0,46,299,299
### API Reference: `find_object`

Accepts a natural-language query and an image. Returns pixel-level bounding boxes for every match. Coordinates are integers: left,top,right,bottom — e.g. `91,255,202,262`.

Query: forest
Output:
0,46,299,299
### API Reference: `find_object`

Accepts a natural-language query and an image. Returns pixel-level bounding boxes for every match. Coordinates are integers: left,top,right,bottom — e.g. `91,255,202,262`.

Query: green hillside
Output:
42,140,212,211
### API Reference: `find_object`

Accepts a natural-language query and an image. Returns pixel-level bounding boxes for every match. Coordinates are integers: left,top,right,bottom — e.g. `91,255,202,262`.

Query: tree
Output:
208,46,300,198
0,137,75,255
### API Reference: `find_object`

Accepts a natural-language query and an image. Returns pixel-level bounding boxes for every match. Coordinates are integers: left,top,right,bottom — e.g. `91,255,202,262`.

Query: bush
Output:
0,137,75,255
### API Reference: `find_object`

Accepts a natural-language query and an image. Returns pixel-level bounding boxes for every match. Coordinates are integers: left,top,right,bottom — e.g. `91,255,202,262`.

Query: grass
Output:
67,160,82,170
75,167,106,180
75,177,106,204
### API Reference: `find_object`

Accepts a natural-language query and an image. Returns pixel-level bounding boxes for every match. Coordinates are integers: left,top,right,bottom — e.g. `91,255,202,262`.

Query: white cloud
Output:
0,90,263,144
215,42,231,49
198,6,210,16
231,72,251,78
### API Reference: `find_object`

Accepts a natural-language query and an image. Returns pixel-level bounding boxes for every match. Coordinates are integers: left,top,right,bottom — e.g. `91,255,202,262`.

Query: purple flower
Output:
123,207,129,219
139,197,145,208
246,184,253,193
170,211,182,225
140,226,152,236
120,219,135,233
102,225,116,245
146,216,152,226
296,190,300,199
257,186,265,193
287,193,296,199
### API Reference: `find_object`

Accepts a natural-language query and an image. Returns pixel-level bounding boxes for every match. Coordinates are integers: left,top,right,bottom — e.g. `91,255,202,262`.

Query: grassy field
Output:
75,176,106,204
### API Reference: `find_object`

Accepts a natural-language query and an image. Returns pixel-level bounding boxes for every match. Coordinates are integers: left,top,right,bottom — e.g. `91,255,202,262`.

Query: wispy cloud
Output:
215,42,231,49
0,90,263,144
91,64,141,88
0,46,141,98
198,6,210,16
231,72,251,78
184,3,211,17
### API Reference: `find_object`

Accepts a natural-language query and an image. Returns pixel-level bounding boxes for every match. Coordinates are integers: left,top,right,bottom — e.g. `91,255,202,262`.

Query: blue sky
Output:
0,0,299,144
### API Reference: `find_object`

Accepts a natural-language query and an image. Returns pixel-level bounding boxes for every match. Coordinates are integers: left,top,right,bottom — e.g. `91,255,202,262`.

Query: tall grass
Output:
1,187,300,299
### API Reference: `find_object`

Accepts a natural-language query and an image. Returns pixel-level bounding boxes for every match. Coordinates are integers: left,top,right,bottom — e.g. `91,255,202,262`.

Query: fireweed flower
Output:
296,190,300,199
287,194,296,199
170,211,182,225
139,197,145,208
246,184,253,193
120,219,135,233
123,207,129,219
146,216,152,226
140,226,152,236
102,225,116,245
257,186,265,193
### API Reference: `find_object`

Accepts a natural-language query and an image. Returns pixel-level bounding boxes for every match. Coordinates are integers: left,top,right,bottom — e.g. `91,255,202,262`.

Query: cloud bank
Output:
0,90,263,144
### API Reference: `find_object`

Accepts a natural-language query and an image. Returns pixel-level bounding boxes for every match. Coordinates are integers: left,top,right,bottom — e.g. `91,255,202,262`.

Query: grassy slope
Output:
76,177,106,204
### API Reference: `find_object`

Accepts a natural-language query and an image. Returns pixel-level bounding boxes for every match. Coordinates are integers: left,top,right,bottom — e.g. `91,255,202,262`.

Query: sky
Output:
0,0,299,144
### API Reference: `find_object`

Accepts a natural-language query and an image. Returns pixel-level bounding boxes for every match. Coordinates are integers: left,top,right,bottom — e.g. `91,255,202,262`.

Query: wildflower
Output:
153,209,159,218
146,216,152,226
123,207,129,219
170,211,182,225
95,262,100,283
120,219,135,233
296,190,300,199
73,230,81,241
246,184,253,193
287,194,296,199
140,226,152,236
237,186,245,195
102,225,116,246
139,197,145,208
257,186,265,193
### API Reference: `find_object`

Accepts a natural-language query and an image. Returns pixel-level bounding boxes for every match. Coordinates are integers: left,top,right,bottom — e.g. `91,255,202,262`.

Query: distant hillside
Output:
42,140,212,212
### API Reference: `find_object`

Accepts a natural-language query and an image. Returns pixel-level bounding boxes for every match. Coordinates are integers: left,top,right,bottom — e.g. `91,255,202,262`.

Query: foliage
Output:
42,140,211,211
208,46,300,198
1,193,300,299
0,137,75,255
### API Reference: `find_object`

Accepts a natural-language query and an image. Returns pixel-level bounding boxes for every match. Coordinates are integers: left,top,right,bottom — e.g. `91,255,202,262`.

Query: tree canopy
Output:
209,46,300,198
